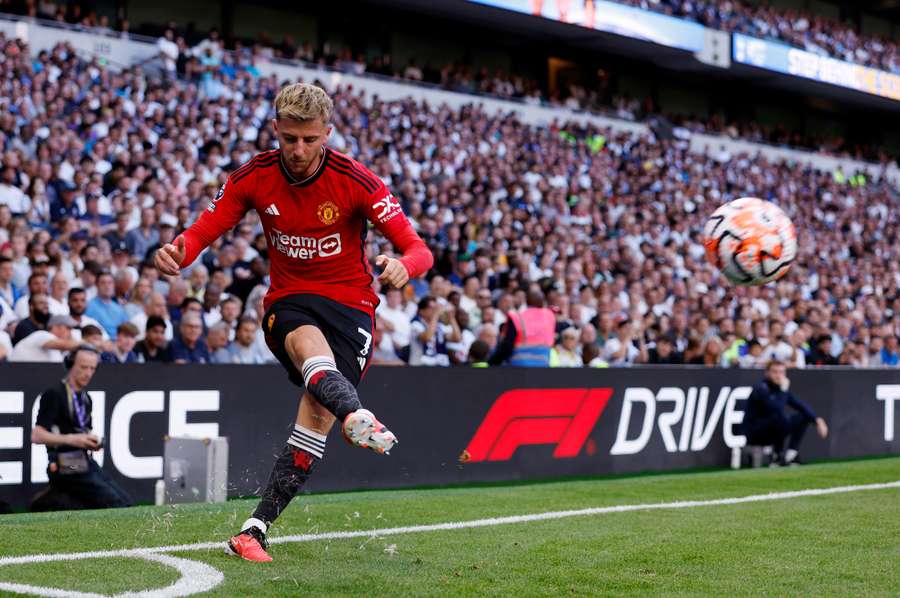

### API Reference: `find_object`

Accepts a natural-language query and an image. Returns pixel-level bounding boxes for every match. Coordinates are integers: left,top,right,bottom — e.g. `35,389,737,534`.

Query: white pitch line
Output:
1,479,898,568
0,554,224,598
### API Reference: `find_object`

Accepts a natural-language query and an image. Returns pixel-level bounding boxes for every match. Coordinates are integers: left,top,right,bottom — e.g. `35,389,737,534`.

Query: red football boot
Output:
225,526,272,562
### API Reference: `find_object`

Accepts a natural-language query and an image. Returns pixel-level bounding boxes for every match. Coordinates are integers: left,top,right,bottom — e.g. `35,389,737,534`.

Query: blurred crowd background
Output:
0,0,898,369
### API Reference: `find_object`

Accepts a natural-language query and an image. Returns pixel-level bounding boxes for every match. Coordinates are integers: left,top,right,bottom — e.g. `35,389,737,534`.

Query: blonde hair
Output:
274,83,333,123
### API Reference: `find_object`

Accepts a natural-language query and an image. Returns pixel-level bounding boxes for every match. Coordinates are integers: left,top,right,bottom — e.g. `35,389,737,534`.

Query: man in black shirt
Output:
646,335,684,364
135,315,173,363
808,334,839,366
12,293,50,346
744,360,829,465
29,345,132,511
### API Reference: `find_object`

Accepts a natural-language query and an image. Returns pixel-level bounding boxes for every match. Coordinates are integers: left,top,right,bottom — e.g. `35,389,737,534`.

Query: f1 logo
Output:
464,388,612,462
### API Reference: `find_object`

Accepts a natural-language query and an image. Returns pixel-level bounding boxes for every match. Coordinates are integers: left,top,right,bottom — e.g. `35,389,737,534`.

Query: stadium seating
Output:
0,23,898,369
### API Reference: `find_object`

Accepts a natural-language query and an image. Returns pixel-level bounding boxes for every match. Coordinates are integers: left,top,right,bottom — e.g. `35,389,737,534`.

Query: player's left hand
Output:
375,255,409,288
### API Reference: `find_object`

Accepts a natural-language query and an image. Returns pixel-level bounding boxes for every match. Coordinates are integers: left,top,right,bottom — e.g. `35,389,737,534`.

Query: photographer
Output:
744,360,828,465
29,345,133,511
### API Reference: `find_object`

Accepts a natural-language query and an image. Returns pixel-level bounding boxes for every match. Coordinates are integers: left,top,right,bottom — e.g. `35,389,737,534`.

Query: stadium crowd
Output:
0,32,899,370
0,0,893,160
3,0,897,73
616,0,898,73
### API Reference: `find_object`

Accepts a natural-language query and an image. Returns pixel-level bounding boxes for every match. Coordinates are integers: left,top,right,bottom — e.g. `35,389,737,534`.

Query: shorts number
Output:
357,327,372,357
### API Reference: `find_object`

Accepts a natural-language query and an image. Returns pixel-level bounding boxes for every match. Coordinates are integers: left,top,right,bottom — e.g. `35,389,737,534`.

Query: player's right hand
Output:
154,236,185,276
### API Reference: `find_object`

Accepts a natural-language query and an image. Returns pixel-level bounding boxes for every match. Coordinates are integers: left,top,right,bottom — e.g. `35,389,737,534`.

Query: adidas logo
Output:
265,204,280,216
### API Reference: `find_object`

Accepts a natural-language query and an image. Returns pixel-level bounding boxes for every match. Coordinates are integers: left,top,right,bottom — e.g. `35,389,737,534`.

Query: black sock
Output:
252,425,324,526
302,357,362,421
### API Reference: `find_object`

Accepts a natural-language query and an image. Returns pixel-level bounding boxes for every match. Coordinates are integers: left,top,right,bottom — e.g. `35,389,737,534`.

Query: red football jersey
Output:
179,147,432,315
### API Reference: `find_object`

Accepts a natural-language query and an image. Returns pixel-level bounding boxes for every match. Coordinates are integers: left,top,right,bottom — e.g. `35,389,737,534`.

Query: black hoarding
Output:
0,364,898,508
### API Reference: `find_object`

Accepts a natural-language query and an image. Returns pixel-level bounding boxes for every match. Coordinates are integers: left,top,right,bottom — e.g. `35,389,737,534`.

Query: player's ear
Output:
272,118,279,135
325,124,333,139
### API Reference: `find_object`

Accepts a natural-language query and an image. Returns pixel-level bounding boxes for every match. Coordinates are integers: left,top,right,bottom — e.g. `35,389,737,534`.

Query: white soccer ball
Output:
703,197,796,286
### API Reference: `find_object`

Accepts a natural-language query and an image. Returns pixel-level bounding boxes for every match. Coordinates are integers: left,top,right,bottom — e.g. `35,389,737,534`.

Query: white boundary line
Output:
0,480,898,597
1,479,897,568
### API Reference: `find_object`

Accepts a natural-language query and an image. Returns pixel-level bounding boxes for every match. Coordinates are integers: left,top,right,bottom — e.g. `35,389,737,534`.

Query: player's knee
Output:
284,327,325,362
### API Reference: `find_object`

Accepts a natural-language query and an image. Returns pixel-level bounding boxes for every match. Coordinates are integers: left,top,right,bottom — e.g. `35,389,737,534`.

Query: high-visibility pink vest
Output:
507,307,556,367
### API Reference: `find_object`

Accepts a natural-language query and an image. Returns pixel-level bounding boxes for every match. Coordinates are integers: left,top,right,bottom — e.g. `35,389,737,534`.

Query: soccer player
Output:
154,83,433,562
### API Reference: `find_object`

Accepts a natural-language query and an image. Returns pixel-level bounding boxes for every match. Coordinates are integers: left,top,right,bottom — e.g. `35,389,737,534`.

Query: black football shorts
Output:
263,293,375,388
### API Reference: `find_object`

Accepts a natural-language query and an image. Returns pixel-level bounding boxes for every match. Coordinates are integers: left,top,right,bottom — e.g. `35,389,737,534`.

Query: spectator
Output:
229,316,271,364
839,339,868,367
171,312,210,364
738,339,767,368
134,315,174,363
468,339,491,368
0,165,30,215
124,277,152,319
207,322,232,363
14,272,49,319
47,273,69,316
370,322,406,366
808,335,839,366
12,293,50,346
49,182,81,224
448,308,476,364
582,343,609,368
218,296,242,340
645,334,684,364
0,256,20,308
403,58,423,81
166,279,189,323
79,325,107,350
458,276,480,316
100,322,139,363
473,288,496,327
85,272,128,339
30,345,132,511
409,296,457,366
156,28,179,79
604,320,647,366
475,323,499,354
110,244,139,292
125,208,159,262
201,283,223,328
552,326,583,367
67,288,107,342
762,321,794,363
77,260,101,301
702,337,726,367
130,292,174,341
879,336,900,367
104,211,131,250
375,287,412,362
10,315,80,362
867,336,886,366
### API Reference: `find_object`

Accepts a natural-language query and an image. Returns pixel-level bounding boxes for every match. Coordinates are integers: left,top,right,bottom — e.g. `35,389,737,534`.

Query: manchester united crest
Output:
317,201,340,225
267,314,276,332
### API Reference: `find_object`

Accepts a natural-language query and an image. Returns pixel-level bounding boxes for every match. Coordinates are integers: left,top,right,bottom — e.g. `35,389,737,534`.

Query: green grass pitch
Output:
1,456,898,596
